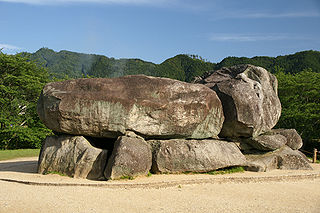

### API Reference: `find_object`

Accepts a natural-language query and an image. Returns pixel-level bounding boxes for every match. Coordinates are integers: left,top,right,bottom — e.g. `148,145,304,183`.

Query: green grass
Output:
206,166,245,175
44,171,67,176
307,157,320,164
183,166,245,175
0,149,40,161
120,175,135,180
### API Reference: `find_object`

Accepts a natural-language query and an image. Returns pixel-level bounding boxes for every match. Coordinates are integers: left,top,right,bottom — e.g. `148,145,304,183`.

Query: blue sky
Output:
1,0,320,63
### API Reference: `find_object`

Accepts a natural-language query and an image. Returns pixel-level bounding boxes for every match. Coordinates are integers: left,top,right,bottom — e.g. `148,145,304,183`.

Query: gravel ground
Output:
0,157,320,213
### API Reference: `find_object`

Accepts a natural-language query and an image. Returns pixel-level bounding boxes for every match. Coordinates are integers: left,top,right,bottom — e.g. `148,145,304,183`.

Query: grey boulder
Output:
242,129,304,151
243,134,287,151
37,75,224,139
149,139,247,174
245,146,312,172
194,64,281,138
270,129,303,150
104,136,152,180
38,135,108,180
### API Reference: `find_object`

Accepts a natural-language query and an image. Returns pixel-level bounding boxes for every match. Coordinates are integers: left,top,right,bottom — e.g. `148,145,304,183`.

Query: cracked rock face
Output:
194,64,281,138
245,146,312,172
243,134,287,151
104,136,152,180
38,135,108,180
149,139,247,174
269,129,303,150
239,129,304,152
36,70,311,180
37,75,224,139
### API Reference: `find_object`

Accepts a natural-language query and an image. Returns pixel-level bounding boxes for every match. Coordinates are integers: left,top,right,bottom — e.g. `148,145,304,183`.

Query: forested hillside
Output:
1,49,319,152
216,50,320,74
24,48,215,82
26,48,320,80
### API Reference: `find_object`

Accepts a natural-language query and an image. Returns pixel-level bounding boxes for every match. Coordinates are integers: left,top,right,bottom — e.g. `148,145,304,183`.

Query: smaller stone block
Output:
244,134,287,151
104,136,152,180
271,129,303,150
38,135,108,180
245,146,312,172
149,139,247,174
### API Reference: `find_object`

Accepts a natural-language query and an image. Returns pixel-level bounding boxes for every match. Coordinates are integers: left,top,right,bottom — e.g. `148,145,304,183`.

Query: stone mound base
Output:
38,134,312,180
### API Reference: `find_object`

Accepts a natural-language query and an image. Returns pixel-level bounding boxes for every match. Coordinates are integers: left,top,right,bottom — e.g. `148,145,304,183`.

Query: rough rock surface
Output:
193,64,281,138
269,129,303,150
243,134,287,151
104,136,152,180
36,72,311,179
38,135,108,180
245,146,312,172
149,139,247,173
37,75,224,139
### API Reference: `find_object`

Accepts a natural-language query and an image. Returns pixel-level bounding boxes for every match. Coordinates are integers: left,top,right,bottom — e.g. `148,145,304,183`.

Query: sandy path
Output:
1,179,320,213
1,157,320,213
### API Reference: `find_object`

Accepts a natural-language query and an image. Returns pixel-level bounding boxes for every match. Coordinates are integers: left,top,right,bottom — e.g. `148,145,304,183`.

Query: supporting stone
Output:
245,146,313,172
38,135,108,180
243,134,287,151
149,139,247,174
267,129,303,150
104,136,152,180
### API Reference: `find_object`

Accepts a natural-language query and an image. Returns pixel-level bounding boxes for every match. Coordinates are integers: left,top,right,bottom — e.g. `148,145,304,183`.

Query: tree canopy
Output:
0,52,52,149
275,69,320,150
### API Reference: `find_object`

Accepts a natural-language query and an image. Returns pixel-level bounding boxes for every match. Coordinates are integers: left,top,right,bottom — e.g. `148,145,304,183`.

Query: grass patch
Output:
183,166,245,176
44,171,67,177
307,157,320,164
206,166,245,175
120,175,135,180
0,149,40,161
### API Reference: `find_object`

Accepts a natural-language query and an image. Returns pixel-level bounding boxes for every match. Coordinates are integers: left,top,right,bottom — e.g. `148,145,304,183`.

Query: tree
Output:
275,69,320,150
0,52,52,149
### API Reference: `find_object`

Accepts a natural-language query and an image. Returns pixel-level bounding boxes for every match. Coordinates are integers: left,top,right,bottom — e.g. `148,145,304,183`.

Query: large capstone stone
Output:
149,139,246,174
38,135,108,180
245,146,312,172
37,75,224,139
193,64,281,138
104,136,152,180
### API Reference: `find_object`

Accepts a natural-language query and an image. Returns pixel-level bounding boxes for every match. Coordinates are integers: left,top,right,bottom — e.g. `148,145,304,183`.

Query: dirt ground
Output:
0,157,320,213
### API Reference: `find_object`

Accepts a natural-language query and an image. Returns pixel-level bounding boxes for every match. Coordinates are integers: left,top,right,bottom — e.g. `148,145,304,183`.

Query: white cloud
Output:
209,34,306,42
241,12,319,18
0,0,172,5
0,43,21,50
218,11,320,19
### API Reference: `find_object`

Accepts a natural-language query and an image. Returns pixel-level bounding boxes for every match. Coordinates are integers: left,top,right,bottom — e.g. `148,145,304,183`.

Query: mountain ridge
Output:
23,48,320,81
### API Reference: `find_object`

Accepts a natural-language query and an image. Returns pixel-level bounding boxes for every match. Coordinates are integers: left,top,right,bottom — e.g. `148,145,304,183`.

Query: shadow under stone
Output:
85,136,117,169
85,136,116,151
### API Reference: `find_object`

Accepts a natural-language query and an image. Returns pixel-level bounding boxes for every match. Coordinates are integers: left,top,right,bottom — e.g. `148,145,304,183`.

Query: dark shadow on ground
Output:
0,160,38,174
